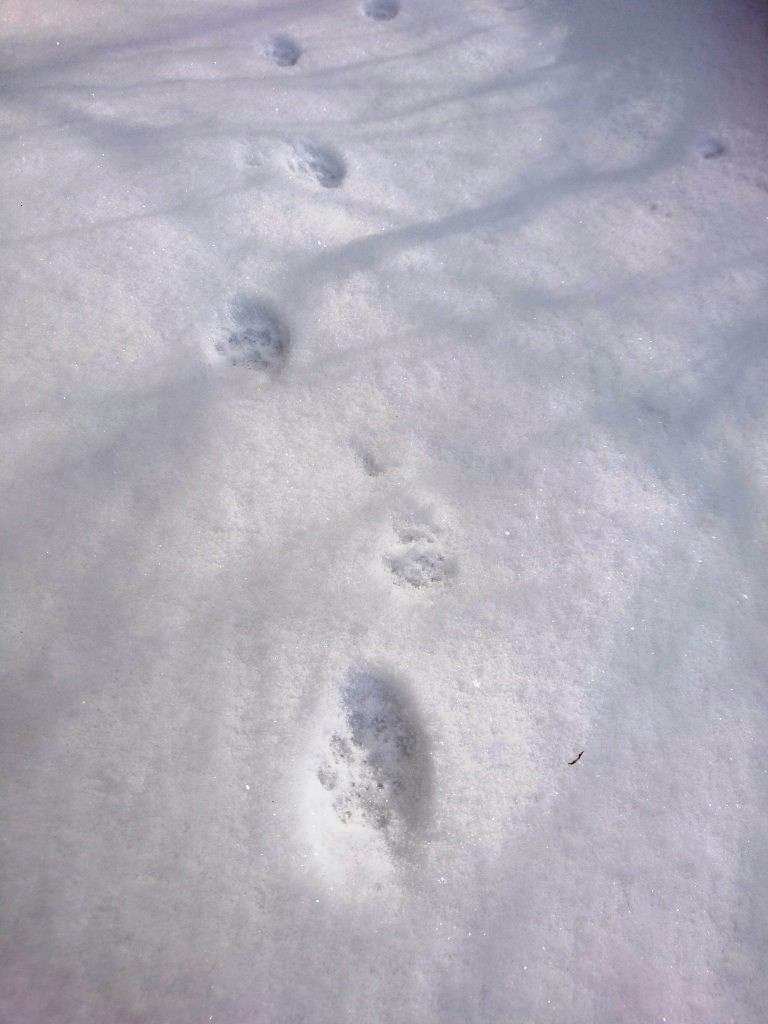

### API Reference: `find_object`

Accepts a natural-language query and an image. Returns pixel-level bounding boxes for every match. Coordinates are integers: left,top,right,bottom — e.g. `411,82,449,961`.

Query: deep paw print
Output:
384,516,454,589
216,293,289,372
317,669,430,842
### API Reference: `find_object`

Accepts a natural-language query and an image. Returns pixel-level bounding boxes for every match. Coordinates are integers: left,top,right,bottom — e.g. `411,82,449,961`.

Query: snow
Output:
1,0,767,1021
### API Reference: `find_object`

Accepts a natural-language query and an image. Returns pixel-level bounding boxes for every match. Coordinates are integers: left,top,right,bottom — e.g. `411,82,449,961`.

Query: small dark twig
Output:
568,750,584,765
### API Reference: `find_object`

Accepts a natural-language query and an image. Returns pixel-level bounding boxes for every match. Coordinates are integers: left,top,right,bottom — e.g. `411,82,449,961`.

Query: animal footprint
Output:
216,293,289,372
696,136,725,160
351,440,385,477
384,515,454,589
317,668,430,844
263,34,301,67
362,0,400,20
290,141,346,188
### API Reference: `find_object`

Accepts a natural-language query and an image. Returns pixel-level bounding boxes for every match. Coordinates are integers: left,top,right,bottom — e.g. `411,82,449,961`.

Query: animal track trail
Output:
317,668,431,847
290,141,347,188
384,514,454,589
263,34,301,67
216,293,289,372
362,0,400,20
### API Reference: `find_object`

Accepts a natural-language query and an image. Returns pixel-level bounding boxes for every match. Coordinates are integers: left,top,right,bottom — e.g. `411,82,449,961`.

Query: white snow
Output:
1,1,767,1021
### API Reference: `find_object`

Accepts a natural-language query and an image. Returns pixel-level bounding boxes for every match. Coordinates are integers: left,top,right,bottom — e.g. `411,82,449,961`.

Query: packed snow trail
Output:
1,1,767,1022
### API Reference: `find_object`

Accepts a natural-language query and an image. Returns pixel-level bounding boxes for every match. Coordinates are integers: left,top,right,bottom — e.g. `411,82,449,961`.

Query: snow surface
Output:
2,1,767,1021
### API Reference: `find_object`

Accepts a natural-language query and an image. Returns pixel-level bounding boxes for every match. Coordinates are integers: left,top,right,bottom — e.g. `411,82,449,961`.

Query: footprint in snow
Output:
384,514,454,589
696,136,725,159
362,0,400,19
263,34,301,67
317,668,431,846
352,440,385,477
291,141,346,188
216,293,289,372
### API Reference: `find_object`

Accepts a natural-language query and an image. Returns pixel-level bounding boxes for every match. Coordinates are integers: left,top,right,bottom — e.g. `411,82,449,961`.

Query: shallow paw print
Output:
239,142,266,168
362,0,400,20
384,518,454,589
262,34,301,67
351,440,385,477
316,669,430,842
216,293,289,373
290,141,346,188
696,135,725,160
388,547,448,588
359,450,384,477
